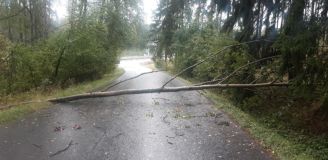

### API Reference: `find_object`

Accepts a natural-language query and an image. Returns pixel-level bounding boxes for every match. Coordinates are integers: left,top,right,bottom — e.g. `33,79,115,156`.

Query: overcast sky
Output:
52,0,158,24
142,0,158,24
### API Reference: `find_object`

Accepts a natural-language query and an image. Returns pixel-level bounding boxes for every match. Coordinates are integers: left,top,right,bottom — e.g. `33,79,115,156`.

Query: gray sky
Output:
52,0,158,24
142,0,158,24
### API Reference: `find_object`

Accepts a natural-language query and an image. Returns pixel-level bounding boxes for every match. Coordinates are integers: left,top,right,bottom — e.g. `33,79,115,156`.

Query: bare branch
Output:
194,79,222,86
160,40,266,88
219,55,280,84
193,56,279,86
101,70,165,91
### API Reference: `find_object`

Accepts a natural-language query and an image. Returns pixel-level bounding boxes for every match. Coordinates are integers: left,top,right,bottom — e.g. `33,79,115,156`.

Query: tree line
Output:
0,0,147,95
151,0,328,129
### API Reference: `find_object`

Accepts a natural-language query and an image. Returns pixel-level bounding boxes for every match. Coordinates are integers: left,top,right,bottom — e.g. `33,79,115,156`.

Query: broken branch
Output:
161,40,268,88
219,55,280,84
193,56,279,86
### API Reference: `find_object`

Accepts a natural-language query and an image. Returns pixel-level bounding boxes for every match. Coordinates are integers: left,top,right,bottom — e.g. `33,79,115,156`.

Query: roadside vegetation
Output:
0,0,146,121
0,0,327,159
151,0,328,159
0,68,124,125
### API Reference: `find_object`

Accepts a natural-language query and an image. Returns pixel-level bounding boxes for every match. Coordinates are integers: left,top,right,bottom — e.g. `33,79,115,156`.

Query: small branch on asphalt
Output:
49,140,74,158
101,70,165,91
32,143,42,149
48,82,289,103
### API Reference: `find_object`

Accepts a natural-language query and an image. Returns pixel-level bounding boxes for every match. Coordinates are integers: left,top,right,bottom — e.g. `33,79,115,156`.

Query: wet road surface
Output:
0,58,272,160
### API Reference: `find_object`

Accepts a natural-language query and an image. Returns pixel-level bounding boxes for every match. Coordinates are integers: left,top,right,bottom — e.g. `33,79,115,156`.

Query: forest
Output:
151,0,328,132
0,0,147,95
0,0,327,159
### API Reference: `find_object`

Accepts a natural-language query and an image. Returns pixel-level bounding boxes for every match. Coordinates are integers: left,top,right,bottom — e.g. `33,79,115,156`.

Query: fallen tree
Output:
1,40,289,106
48,82,288,103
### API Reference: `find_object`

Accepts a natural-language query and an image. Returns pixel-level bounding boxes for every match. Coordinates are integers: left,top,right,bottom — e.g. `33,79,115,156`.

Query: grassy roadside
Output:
185,79,327,160
0,68,125,125
184,80,326,160
205,92,328,160
154,61,327,160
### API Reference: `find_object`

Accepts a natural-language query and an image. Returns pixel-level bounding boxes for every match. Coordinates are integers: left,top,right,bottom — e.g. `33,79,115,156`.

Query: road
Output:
0,58,272,160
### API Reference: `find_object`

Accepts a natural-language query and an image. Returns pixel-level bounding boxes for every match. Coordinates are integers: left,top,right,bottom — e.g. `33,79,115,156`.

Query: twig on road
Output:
49,140,74,158
32,143,42,150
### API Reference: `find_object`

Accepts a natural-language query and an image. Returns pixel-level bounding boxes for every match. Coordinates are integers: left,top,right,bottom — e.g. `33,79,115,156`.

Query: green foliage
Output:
0,34,11,94
152,0,328,119
173,28,249,79
0,22,120,95
53,24,117,84
208,92,328,160
0,68,124,125
171,27,256,102
0,0,147,96
151,0,328,157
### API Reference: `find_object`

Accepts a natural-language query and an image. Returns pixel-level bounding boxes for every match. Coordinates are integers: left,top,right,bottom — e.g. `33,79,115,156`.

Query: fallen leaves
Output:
54,124,82,132
73,124,82,130
54,126,65,132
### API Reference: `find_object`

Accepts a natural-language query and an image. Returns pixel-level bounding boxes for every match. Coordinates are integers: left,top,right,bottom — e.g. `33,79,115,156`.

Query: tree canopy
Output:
0,0,147,95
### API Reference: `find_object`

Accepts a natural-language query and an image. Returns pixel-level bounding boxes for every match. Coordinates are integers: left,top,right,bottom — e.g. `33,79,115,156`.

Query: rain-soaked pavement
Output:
0,58,273,160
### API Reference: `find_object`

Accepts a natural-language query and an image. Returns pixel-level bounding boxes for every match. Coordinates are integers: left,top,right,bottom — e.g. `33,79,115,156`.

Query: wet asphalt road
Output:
0,58,272,160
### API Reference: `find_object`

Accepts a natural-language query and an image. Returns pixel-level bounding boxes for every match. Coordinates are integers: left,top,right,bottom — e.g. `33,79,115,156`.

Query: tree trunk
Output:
49,82,289,103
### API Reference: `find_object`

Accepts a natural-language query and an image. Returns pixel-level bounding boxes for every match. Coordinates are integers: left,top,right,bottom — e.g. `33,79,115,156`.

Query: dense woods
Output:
151,0,328,133
0,0,147,95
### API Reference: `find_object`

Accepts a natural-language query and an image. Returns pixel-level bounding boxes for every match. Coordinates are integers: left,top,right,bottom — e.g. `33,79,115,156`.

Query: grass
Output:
0,103,48,124
50,68,124,98
0,68,125,125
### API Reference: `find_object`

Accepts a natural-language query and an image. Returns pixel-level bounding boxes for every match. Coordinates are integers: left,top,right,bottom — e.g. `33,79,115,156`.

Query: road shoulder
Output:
0,68,125,125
